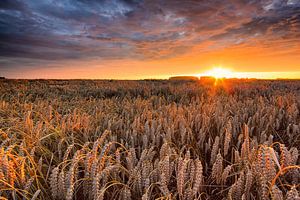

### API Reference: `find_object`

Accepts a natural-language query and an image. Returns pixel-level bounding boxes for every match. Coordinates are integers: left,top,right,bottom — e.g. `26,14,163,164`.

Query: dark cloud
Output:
211,1,300,40
0,0,300,68
0,0,26,11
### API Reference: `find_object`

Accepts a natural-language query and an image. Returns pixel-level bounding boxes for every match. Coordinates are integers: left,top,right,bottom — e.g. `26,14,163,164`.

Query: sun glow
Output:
205,67,233,79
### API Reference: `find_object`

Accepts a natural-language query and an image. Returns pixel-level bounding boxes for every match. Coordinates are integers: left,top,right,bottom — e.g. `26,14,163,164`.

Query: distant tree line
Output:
169,76,199,81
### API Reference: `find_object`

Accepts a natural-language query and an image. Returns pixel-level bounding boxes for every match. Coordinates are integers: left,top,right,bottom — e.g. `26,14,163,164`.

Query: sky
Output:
0,0,300,79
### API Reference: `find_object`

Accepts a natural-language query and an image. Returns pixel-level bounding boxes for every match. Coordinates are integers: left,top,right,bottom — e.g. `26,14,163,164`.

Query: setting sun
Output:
204,67,233,79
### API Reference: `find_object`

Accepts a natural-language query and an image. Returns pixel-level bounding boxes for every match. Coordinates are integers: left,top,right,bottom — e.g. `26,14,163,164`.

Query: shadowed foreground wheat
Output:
0,79,299,200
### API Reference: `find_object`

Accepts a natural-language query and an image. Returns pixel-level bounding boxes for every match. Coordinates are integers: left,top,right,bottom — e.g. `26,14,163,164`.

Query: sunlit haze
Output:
196,68,300,80
202,67,233,79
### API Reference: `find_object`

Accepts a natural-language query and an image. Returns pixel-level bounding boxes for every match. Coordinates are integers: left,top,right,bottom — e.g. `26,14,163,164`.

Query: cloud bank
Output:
0,0,299,72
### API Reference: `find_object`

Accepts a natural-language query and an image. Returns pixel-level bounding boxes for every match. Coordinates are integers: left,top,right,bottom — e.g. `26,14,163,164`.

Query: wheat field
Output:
0,79,299,200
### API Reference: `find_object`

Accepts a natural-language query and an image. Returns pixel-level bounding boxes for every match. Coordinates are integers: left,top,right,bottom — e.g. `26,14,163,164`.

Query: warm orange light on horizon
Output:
203,67,234,79
194,67,300,80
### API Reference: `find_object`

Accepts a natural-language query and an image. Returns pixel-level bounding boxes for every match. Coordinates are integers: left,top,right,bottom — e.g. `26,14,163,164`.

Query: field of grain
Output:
0,79,299,200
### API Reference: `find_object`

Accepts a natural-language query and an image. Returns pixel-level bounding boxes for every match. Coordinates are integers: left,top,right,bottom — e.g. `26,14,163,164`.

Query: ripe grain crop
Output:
0,79,299,199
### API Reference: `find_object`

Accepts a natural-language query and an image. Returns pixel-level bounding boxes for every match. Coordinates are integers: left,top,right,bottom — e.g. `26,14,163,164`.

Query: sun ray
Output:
204,67,233,79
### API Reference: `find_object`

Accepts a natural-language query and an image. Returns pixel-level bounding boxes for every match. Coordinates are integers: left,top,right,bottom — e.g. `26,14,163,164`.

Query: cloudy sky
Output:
0,0,300,79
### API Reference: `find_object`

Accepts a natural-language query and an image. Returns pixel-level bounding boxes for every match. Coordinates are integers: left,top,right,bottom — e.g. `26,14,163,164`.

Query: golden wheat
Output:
0,79,299,199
